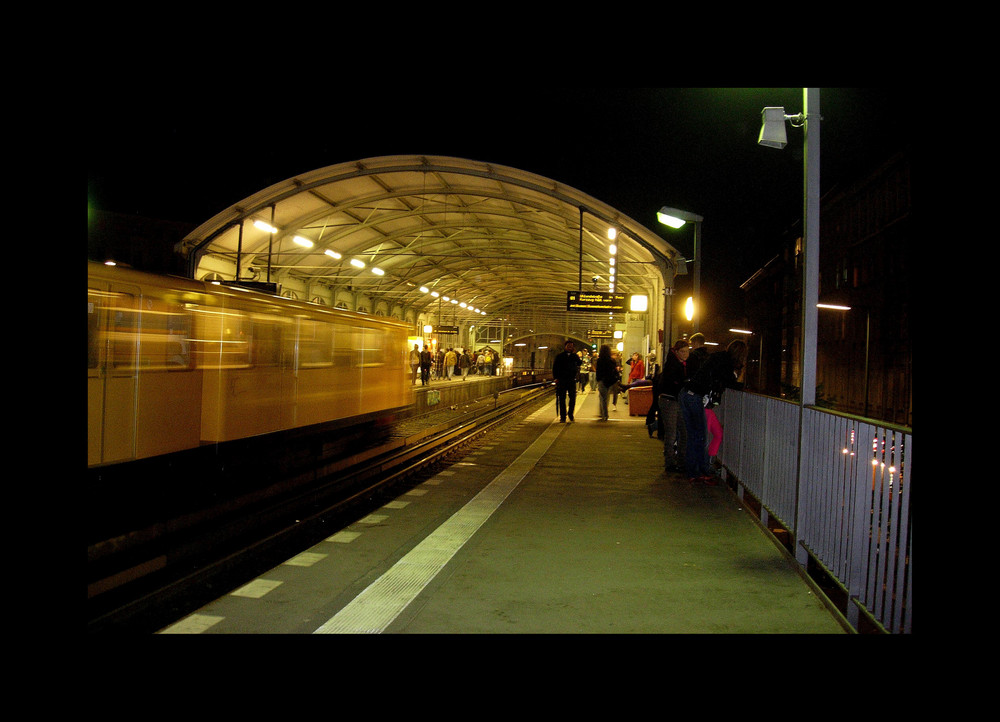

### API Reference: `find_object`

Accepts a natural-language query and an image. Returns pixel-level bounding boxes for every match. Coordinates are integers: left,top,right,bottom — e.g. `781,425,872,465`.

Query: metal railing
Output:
715,390,912,634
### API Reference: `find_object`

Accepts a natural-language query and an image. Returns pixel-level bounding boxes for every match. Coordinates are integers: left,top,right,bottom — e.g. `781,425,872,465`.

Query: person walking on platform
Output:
444,347,457,381
610,350,624,411
589,350,598,390
578,351,590,392
420,346,433,385
409,344,421,385
459,348,471,380
657,339,690,472
595,344,619,420
679,339,747,484
552,339,582,422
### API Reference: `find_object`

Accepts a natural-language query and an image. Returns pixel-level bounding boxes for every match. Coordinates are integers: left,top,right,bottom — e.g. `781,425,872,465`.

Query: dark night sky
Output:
87,87,911,327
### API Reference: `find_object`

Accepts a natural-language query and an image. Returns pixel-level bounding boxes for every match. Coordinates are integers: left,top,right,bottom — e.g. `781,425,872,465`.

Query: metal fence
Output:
715,390,912,634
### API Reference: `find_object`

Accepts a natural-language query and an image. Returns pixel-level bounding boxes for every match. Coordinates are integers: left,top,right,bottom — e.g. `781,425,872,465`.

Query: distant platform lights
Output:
418,285,486,317
608,227,617,293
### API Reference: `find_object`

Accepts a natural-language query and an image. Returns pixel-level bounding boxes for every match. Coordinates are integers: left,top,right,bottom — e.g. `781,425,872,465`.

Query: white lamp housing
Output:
758,107,788,149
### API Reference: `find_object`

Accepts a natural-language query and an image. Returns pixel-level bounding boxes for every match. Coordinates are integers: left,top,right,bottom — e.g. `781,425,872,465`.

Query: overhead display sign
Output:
433,325,460,334
566,290,627,312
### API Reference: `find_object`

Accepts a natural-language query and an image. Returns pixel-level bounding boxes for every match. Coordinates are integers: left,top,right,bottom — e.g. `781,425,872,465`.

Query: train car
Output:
88,262,413,467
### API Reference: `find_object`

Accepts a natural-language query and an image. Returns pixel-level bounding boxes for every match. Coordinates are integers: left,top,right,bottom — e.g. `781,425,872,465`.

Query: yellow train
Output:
88,262,413,467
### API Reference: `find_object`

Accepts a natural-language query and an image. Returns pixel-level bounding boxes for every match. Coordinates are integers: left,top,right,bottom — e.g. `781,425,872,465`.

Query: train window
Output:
191,308,251,369
136,297,193,371
107,292,138,370
356,326,387,368
87,289,103,370
298,320,333,368
331,323,355,369
250,315,288,367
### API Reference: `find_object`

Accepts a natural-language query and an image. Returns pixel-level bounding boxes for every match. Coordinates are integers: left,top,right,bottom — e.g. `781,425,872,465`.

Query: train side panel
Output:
197,300,296,443
88,263,414,465
88,267,205,465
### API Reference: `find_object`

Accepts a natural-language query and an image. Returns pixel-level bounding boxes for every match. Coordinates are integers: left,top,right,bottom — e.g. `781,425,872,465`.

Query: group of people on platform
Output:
409,344,500,385
551,332,748,486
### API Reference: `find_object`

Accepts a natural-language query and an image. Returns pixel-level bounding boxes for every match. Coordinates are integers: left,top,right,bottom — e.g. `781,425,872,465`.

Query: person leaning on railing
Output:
679,339,747,485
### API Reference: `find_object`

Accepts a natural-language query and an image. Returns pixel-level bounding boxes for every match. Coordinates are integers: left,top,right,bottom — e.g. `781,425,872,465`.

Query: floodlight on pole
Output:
759,89,820,568
758,90,820,407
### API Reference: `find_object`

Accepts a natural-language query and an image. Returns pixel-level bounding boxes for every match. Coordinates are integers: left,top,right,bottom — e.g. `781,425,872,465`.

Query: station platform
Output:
159,387,847,634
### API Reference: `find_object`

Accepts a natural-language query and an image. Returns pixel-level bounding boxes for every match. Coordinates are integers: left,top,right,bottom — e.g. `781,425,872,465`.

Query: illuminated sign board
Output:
433,325,460,334
566,290,627,312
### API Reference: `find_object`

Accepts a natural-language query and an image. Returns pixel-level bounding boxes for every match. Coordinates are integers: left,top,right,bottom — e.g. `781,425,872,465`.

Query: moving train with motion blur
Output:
88,262,413,467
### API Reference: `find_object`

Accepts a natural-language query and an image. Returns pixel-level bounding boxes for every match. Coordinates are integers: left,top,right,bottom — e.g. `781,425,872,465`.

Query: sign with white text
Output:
567,290,627,312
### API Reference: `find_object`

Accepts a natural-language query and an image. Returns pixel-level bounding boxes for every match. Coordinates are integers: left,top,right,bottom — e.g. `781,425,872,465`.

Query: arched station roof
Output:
176,155,684,336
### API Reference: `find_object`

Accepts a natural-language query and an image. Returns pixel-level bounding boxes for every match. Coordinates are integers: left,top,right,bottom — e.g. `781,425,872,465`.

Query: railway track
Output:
87,383,554,634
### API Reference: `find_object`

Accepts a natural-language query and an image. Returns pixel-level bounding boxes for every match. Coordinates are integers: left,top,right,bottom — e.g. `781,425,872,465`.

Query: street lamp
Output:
657,206,704,332
759,89,821,569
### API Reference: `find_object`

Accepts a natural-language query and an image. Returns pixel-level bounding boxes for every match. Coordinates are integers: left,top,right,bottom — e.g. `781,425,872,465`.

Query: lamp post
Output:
657,206,704,333
758,89,820,406
759,88,821,569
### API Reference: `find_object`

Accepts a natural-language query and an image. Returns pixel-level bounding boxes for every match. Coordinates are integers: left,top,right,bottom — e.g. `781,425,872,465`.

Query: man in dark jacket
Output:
552,340,582,422
419,346,433,385
655,339,691,471
686,332,710,380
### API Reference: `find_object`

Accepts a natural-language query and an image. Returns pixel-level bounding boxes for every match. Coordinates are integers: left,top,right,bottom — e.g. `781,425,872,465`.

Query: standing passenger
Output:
409,343,421,385
420,345,433,385
623,351,645,406
435,348,445,380
444,347,457,381
705,405,723,472
552,339,582,423
589,351,598,390
686,332,709,380
595,345,618,420
657,339,690,472
459,348,471,380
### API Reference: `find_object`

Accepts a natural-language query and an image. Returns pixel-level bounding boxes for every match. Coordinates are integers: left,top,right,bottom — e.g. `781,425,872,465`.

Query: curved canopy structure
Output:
176,155,684,342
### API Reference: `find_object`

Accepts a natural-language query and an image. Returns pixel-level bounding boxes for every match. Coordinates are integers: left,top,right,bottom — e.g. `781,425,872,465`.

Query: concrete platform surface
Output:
160,389,846,634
